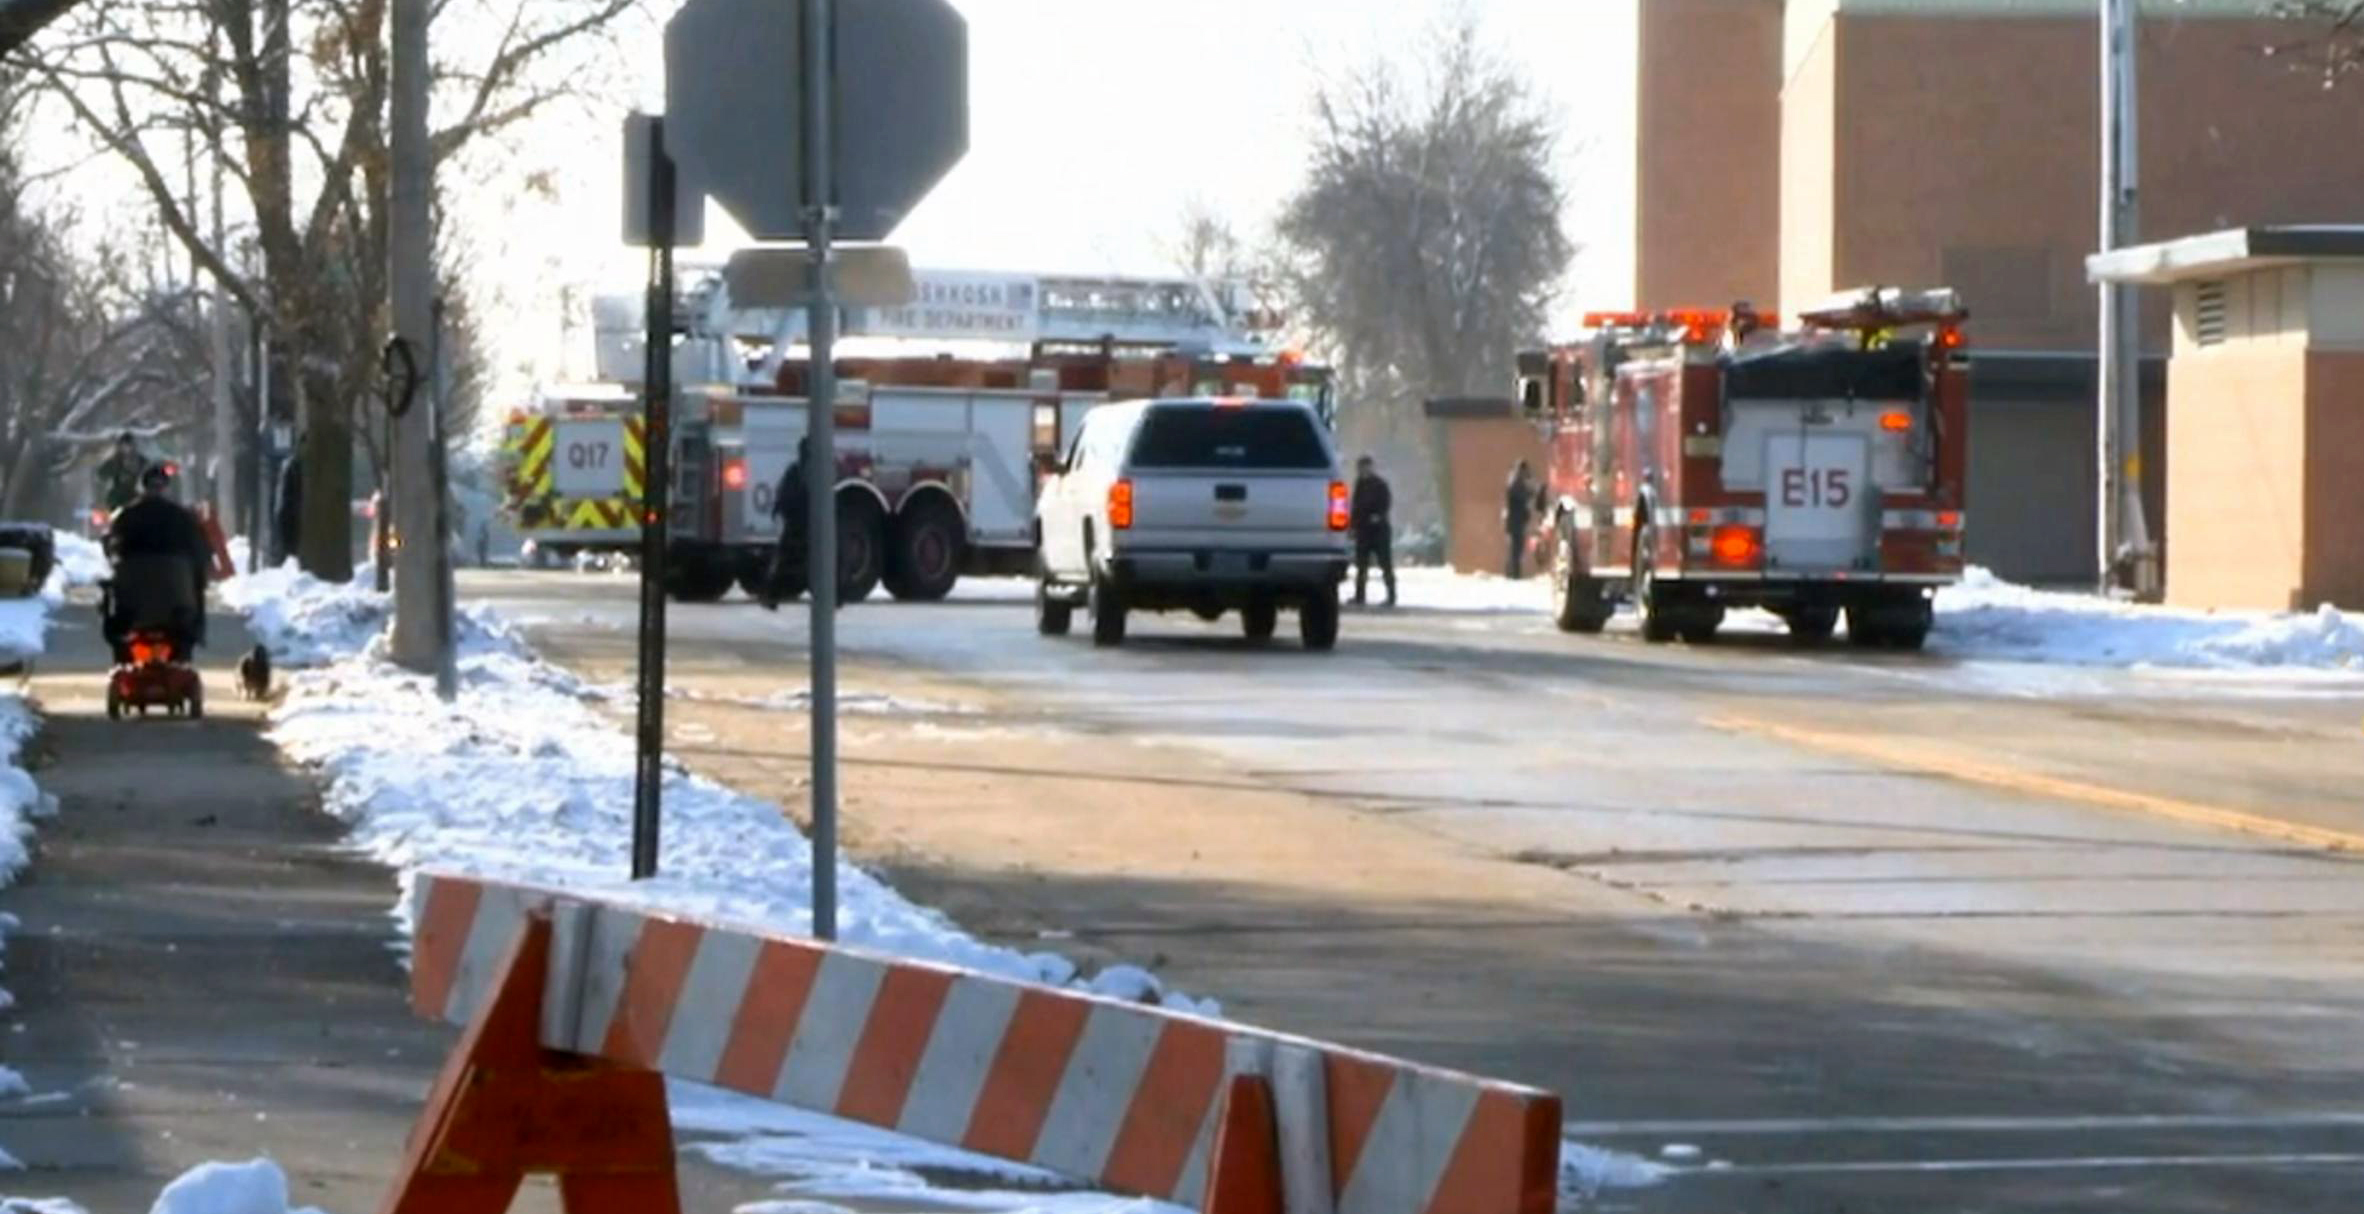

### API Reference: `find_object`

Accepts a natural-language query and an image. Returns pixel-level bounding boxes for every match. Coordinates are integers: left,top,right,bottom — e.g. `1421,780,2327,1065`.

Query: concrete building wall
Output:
1432,413,1549,576
1636,0,1784,311
2163,342,2308,610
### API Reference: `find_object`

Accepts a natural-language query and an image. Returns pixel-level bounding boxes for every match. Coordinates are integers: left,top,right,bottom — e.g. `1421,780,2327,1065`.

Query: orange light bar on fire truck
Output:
1582,311,1652,329
1661,309,1729,344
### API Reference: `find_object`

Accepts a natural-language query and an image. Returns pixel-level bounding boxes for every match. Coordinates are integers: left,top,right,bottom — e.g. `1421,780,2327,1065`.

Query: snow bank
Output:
0,1158,326,1214
51,535,108,591
1933,567,2364,672
217,567,388,669
1390,565,1550,615
247,577,1209,1012
147,1159,328,1214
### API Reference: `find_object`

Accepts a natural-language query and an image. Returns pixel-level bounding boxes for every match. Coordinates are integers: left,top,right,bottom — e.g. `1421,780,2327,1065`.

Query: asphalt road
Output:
465,568,2364,1213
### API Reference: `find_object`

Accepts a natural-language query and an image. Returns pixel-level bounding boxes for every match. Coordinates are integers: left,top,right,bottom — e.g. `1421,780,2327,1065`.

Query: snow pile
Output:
51,534,109,590
1390,565,1550,615
147,1159,329,1214
253,577,1210,1014
0,1158,326,1214
0,682,53,1000
216,566,388,668
1933,568,2364,671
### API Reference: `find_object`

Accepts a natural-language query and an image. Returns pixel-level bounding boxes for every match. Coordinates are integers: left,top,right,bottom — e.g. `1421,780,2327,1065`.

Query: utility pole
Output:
209,73,237,538
388,0,450,676
803,0,841,941
2097,0,2152,595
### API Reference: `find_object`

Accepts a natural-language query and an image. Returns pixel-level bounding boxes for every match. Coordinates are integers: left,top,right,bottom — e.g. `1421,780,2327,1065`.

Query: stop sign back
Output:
663,0,969,243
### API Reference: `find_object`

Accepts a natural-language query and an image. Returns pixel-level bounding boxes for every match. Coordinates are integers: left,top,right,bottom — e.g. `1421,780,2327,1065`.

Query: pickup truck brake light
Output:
1109,479,1135,530
1327,480,1350,531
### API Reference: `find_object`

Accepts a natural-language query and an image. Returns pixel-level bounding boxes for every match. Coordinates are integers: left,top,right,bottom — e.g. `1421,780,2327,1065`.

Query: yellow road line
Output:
1707,714,2364,854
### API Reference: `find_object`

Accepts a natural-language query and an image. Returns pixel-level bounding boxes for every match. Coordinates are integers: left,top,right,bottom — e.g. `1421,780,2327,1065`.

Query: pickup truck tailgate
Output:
1130,472,1339,544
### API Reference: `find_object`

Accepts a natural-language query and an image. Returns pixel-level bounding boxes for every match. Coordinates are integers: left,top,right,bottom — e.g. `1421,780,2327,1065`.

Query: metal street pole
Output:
209,126,236,536
2097,0,2149,595
389,0,446,666
803,0,840,941
631,120,680,882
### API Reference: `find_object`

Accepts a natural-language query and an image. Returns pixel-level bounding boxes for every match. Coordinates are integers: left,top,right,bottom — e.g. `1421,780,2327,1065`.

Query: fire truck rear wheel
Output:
665,552,734,603
836,495,886,603
1677,608,1725,645
886,501,963,602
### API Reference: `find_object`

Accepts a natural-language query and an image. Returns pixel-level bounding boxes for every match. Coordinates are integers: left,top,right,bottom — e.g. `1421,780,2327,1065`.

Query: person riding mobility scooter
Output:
101,463,210,719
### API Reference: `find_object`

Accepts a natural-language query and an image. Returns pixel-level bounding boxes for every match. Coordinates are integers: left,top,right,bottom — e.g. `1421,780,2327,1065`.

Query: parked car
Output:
1033,397,1350,650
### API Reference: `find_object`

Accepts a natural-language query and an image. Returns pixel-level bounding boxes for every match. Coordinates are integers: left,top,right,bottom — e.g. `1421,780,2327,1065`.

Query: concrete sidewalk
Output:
0,595,778,1212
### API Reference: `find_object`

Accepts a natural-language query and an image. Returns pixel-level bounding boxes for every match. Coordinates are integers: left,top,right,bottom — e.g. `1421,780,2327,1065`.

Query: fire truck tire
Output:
836,495,886,603
885,502,963,602
1632,532,1680,644
1783,606,1840,643
1299,589,1340,652
1551,532,1612,634
1241,600,1278,641
1090,577,1128,647
1677,608,1725,645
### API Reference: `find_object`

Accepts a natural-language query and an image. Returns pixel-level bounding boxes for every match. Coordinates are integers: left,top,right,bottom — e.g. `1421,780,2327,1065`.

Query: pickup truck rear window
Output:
1127,405,1330,470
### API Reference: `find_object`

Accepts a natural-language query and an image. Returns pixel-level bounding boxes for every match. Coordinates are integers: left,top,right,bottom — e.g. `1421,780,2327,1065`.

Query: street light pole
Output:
389,0,451,675
803,0,840,942
2097,0,2151,595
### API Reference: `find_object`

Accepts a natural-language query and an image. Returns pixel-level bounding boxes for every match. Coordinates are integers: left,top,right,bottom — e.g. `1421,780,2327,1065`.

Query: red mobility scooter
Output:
100,555,204,720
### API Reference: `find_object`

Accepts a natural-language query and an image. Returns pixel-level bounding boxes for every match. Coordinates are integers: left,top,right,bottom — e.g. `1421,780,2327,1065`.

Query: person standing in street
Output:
1504,459,1539,580
1350,454,1395,608
94,431,145,519
760,436,812,611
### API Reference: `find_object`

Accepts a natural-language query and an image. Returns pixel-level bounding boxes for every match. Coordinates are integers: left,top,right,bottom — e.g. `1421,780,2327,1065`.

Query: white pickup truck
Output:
1033,397,1350,650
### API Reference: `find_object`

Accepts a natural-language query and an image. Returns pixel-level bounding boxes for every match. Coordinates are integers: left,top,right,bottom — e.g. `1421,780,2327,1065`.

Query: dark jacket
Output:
1505,472,1537,533
110,496,211,575
771,457,808,535
95,449,144,512
1351,472,1392,536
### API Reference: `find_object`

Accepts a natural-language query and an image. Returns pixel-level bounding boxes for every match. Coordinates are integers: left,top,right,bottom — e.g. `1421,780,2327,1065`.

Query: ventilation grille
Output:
2195,280,2228,347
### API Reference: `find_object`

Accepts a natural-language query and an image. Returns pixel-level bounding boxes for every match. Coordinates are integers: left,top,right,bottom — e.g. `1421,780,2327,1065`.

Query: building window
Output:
2194,280,2228,347
1940,246,2055,324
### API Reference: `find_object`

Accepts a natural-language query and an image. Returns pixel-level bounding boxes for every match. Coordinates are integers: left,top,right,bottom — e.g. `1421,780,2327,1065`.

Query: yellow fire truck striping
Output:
1707,715,2364,854
519,418,555,495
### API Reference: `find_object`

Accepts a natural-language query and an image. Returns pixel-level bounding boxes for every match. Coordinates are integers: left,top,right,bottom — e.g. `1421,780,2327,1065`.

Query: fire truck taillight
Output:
1709,525,1761,567
1108,479,1135,530
1327,481,1351,531
721,459,749,490
1937,325,1966,351
1879,410,1913,433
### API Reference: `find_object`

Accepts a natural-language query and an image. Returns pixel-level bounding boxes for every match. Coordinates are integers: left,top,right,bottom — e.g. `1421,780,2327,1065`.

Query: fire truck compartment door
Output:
1763,431,1874,573
552,419,626,498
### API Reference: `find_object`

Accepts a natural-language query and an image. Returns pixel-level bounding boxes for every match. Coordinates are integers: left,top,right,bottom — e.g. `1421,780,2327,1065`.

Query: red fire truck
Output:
1517,287,1969,649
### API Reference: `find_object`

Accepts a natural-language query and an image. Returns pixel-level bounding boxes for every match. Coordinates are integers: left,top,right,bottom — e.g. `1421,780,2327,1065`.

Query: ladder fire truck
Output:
498,386,647,566
1518,287,1969,650
650,269,1335,603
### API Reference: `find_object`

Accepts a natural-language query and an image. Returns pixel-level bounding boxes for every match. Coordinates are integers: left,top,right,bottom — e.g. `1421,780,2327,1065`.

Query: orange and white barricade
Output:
385,872,1564,1214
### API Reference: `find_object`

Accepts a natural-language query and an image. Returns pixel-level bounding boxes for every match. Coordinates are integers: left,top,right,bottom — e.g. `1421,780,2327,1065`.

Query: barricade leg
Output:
1201,1074,1285,1214
378,912,680,1214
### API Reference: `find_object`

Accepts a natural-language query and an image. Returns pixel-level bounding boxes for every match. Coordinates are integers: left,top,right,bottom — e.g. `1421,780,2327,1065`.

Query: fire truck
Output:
1517,287,1969,650
652,271,1334,603
497,387,648,566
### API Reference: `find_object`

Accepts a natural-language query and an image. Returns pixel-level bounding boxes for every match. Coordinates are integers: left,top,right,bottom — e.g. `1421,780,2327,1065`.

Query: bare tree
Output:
1274,15,1572,531
2263,3,2364,84
0,74,209,522
10,0,637,576
1168,201,1254,283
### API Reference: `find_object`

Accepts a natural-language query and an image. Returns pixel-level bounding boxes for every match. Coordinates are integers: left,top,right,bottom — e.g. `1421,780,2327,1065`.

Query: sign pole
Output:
631,119,679,882
803,0,840,939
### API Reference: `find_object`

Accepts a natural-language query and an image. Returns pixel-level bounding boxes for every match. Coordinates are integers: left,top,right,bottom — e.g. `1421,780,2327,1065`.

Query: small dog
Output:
236,643,271,700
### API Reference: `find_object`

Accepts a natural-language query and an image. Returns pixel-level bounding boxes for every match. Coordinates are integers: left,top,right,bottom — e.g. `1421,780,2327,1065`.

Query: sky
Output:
503,0,1638,384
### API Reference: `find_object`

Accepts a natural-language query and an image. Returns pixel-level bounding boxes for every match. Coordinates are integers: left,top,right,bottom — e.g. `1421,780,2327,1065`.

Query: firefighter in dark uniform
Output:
1350,455,1396,608
759,437,811,611
1504,459,1539,580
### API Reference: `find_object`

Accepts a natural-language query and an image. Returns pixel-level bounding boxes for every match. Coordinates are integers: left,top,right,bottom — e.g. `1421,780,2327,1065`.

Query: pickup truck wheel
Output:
1633,531,1678,644
886,501,963,602
1299,588,1340,651
1089,577,1127,647
1035,578,1073,637
1551,530,1611,634
1677,606,1725,645
1241,601,1278,641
